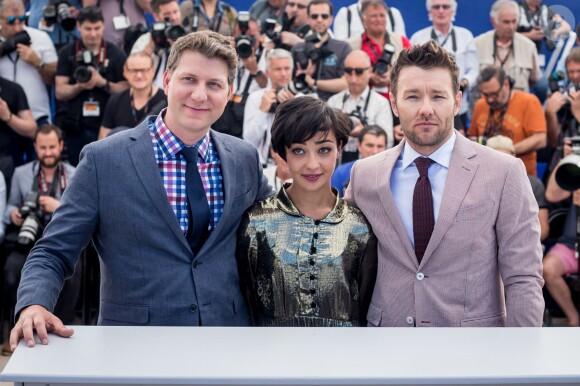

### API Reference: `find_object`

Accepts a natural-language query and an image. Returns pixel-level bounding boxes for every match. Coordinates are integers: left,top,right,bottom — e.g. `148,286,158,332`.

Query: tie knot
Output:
181,147,199,163
414,157,433,177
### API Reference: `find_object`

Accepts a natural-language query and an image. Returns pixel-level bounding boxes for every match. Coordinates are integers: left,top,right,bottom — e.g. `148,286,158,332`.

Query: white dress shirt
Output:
410,24,479,115
327,87,394,149
390,131,456,248
243,88,275,165
333,1,406,40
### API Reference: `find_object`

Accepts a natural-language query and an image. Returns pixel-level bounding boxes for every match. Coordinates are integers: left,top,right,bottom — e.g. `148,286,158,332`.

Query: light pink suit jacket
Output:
344,133,544,327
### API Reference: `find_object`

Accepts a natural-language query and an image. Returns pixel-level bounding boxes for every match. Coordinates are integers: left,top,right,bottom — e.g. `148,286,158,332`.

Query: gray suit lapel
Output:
377,142,417,264
420,135,478,267
127,124,191,253
197,131,237,255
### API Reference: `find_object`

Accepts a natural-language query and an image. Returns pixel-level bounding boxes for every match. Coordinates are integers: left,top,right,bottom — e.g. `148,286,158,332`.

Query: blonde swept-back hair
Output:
166,30,238,85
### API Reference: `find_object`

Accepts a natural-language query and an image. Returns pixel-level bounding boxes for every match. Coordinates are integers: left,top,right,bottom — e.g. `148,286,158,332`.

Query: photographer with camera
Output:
276,0,310,48
517,0,571,53
180,0,237,37
1,124,78,355
130,0,186,89
249,0,284,27
327,50,393,162
546,48,580,170
290,0,351,101
0,0,58,127
243,48,293,165
212,12,266,138
27,0,80,51
347,0,410,100
543,139,580,327
469,66,547,177
55,6,128,166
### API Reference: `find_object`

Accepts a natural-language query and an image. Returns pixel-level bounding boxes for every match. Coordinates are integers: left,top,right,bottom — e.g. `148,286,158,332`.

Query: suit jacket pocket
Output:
455,200,494,222
366,302,383,327
460,312,505,327
100,300,149,325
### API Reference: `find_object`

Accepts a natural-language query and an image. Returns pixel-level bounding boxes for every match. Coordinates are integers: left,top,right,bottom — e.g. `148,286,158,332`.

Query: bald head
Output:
344,50,372,97
345,50,372,68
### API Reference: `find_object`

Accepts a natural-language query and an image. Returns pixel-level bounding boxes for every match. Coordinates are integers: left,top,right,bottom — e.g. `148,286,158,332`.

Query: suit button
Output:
313,232,318,239
314,220,320,225
310,274,316,280
189,304,198,312
310,288,316,294
311,302,316,308
192,260,198,269
310,247,317,254
416,273,424,281
309,259,315,266
406,316,414,325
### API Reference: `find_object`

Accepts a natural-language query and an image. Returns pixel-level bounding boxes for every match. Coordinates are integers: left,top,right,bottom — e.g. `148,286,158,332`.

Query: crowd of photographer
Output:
0,0,578,354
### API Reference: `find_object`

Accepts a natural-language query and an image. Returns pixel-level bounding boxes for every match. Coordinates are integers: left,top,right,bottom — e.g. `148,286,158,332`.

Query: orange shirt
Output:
468,90,547,176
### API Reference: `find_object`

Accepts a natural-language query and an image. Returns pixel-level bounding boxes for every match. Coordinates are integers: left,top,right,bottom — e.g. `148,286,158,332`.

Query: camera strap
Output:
493,33,514,69
6,52,20,81
342,89,371,118
75,39,108,68
365,32,390,63
192,1,224,33
520,2,542,29
33,161,67,197
483,102,509,139
431,27,456,53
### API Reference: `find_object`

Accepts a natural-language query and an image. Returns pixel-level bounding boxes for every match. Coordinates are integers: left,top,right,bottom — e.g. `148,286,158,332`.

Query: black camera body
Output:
73,49,98,83
43,0,76,32
151,18,186,49
235,11,255,59
549,70,567,94
0,31,31,57
17,191,43,246
373,43,395,75
262,13,295,49
348,107,367,128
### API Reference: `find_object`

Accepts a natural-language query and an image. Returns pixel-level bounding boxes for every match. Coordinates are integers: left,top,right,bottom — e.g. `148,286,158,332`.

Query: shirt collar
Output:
346,86,370,103
401,130,456,170
150,109,211,162
433,23,454,38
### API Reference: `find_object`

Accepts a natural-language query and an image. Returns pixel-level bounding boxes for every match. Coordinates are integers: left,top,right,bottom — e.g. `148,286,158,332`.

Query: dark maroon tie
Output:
413,157,434,263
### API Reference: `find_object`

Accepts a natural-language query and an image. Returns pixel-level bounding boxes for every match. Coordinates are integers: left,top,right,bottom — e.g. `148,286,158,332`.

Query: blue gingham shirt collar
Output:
151,109,211,162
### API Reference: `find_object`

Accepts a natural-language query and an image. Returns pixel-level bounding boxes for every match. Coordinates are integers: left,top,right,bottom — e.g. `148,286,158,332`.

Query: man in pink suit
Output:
344,41,544,327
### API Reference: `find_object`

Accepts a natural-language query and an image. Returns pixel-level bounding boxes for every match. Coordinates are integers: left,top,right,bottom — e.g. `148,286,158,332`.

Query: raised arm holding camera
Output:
290,0,351,101
55,6,128,165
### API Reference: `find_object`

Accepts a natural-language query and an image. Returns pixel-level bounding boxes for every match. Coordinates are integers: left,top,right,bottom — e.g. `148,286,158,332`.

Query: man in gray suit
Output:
9,30,273,350
345,41,544,327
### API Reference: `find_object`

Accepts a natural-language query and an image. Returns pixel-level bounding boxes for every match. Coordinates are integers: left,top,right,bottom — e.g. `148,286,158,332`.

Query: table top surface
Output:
2,326,580,384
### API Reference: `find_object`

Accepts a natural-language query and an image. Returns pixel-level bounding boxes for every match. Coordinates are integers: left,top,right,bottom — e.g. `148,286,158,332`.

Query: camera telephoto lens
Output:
235,36,254,59
73,66,92,83
56,2,76,31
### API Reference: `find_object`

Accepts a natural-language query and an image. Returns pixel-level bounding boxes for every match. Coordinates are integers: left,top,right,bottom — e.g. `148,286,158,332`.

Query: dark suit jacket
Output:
16,118,273,326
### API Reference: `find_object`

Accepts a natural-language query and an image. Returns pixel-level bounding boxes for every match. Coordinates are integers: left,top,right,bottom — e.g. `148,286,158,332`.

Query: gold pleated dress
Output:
236,184,378,327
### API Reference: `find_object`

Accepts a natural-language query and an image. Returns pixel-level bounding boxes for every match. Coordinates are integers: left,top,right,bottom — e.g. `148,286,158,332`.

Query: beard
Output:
403,116,454,148
39,155,60,169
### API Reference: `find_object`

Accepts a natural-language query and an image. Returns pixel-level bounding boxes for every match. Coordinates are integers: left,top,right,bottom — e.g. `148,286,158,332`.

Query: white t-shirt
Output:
0,27,57,121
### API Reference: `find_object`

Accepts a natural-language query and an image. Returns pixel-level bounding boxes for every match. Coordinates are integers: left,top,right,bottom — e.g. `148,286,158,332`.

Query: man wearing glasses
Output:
98,52,167,139
328,50,393,162
468,66,547,177
290,0,351,101
55,6,128,166
0,0,57,128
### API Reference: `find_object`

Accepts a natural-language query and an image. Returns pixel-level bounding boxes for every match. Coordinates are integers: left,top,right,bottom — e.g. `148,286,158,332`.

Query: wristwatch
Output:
252,70,263,78
36,61,45,72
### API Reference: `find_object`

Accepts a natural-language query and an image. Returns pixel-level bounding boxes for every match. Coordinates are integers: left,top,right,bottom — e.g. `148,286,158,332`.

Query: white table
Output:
1,326,580,385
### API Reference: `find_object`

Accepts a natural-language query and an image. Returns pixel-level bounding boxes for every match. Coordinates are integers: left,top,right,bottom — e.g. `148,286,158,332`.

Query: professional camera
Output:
373,44,396,75
548,70,567,93
235,12,255,59
555,136,580,191
43,0,76,32
262,12,295,49
17,191,43,246
151,17,186,49
348,107,368,129
73,50,97,83
0,31,31,57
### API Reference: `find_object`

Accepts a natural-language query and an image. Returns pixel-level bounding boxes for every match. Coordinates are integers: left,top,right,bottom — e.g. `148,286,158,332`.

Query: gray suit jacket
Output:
345,134,545,327
16,118,273,326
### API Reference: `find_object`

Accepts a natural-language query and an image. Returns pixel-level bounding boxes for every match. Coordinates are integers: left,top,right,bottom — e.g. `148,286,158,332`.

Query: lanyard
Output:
521,2,542,28
365,33,391,62
7,52,19,81
35,162,67,196
431,27,457,53
192,2,223,33
493,33,514,69
483,93,511,138
130,87,154,124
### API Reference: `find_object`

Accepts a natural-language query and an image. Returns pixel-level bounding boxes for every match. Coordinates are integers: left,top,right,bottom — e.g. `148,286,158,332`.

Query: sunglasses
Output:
2,13,27,25
431,4,452,10
287,2,307,10
344,67,369,76
309,13,330,20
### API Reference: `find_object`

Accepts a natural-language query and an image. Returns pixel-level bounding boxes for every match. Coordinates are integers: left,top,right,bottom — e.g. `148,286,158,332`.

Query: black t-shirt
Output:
101,88,166,129
57,39,127,131
0,77,30,156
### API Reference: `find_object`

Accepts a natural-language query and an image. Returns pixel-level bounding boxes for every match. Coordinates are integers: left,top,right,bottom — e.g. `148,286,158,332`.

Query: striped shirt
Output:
149,110,224,234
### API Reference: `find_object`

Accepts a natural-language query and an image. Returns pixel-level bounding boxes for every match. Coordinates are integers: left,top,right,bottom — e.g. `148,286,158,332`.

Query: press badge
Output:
83,101,100,117
112,15,130,30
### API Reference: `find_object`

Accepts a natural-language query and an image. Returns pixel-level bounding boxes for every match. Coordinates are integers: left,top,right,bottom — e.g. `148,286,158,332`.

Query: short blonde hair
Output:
166,31,238,85
487,135,515,155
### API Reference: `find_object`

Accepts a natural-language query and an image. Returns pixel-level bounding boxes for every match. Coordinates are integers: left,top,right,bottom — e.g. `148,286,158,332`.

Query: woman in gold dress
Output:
236,97,378,327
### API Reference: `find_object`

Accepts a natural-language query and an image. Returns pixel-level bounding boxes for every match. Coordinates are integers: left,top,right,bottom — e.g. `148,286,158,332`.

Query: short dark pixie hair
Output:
77,6,104,24
271,98,350,161
390,40,460,99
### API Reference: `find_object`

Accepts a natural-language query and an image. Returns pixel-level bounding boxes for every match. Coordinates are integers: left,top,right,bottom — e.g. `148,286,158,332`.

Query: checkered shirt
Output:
149,111,224,234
